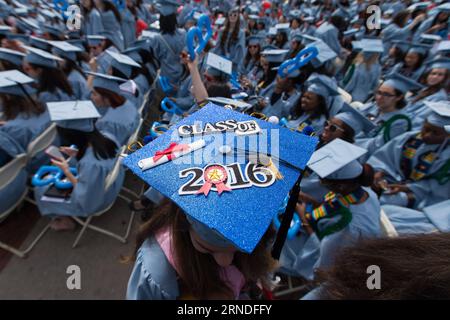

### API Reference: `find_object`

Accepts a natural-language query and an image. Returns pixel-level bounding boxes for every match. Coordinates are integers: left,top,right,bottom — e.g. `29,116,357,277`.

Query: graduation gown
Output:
100,10,124,51
121,8,136,49
34,147,125,218
314,22,342,56
404,89,448,130
68,69,90,100
279,188,381,280
343,62,381,103
84,8,104,36
391,63,426,82
212,29,246,71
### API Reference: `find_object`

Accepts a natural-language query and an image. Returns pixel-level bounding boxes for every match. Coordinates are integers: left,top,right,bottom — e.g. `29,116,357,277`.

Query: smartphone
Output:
45,146,65,161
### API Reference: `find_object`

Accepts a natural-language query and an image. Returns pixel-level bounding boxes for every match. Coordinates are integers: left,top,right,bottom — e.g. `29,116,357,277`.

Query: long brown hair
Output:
314,233,450,299
93,86,126,107
0,94,45,120
128,200,278,299
413,68,449,103
219,14,241,52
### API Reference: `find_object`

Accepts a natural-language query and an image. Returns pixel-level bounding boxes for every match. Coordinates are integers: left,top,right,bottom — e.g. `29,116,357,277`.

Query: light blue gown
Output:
84,8,104,36
127,236,180,299
38,87,75,104
95,100,140,147
367,131,450,209
343,62,381,103
68,69,90,100
279,188,381,280
152,29,187,89
34,146,125,218
380,23,412,57
262,90,301,119
404,89,448,130
356,102,411,159
121,8,136,49
286,113,327,136
96,46,119,74
390,62,426,82
100,10,125,51
314,22,341,56
213,29,246,71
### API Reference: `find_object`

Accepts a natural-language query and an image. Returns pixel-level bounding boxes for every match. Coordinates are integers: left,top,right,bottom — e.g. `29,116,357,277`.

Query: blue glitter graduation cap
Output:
123,103,318,253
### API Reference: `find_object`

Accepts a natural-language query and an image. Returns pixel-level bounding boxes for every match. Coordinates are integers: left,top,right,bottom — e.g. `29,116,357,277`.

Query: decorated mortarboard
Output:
46,100,101,132
49,40,83,62
423,200,450,232
304,73,339,100
424,100,450,128
383,72,424,93
205,52,232,76
23,45,63,68
0,70,36,96
307,138,367,180
87,35,107,46
107,50,141,78
29,36,51,51
260,49,289,63
207,97,252,113
87,72,127,93
155,0,180,16
426,57,450,70
0,47,26,67
305,40,337,68
122,103,318,253
335,103,377,134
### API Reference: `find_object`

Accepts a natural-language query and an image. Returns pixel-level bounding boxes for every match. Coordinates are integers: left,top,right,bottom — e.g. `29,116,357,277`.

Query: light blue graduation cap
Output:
289,9,302,19
435,2,450,13
408,42,432,55
275,23,290,34
0,70,36,96
67,38,86,50
383,72,424,93
307,138,367,180
43,24,65,39
87,35,106,46
24,46,63,68
436,40,450,54
46,100,101,133
205,52,232,79
0,47,26,67
419,34,443,45
248,14,259,21
247,35,262,46
29,36,51,51
50,41,83,62
0,25,12,35
5,33,30,44
426,57,450,70
423,200,450,232
407,2,430,12
304,73,339,101
122,103,318,253
343,28,359,38
305,40,337,68
123,46,143,64
260,49,289,63
424,100,450,129
335,103,376,134
155,0,180,16
358,38,384,54
87,72,127,93
107,50,141,78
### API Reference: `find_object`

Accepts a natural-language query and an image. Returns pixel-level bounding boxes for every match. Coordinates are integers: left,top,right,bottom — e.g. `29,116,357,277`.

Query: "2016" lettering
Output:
178,162,275,195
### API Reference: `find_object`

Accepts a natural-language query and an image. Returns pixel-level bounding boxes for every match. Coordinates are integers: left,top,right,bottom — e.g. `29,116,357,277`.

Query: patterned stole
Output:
306,188,366,240
400,134,444,182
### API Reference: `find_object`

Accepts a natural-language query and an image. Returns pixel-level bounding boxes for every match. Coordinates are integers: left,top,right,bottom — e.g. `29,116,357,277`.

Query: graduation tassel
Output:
264,157,283,180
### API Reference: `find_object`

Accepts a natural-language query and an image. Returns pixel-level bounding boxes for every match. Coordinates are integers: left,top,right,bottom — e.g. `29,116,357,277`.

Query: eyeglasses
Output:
324,120,345,132
375,90,396,98
229,12,238,17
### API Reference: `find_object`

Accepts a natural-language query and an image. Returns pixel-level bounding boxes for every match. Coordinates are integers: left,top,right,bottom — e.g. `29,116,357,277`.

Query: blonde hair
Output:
354,52,380,71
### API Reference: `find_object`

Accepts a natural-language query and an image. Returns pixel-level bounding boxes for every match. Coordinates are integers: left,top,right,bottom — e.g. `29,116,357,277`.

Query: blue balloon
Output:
150,122,169,140
159,76,174,95
161,97,183,115
32,165,78,189
186,14,212,61
53,0,69,18
273,211,302,240
278,46,319,78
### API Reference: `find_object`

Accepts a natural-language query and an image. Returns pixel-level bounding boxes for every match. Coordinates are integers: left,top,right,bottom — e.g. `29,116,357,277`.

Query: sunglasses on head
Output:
324,120,345,132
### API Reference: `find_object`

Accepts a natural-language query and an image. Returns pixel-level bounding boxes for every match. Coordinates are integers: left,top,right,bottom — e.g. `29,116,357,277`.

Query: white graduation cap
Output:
46,100,101,121
307,138,367,179
207,97,252,110
206,52,232,75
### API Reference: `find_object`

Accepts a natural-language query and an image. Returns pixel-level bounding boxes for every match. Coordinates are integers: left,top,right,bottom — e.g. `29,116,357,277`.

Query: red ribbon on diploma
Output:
197,165,231,196
153,142,190,162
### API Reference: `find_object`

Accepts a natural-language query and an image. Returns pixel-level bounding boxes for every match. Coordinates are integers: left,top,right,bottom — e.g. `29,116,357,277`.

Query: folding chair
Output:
0,154,51,258
350,100,365,110
380,208,398,238
26,123,58,162
71,146,138,248
338,87,352,104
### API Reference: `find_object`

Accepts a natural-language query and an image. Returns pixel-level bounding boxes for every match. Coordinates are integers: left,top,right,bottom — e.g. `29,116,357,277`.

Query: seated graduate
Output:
356,72,424,158
120,0,137,49
285,73,338,135
341,39,382,103
124,102,318,299
239,35,263,82
390,42,429,81
382,200,450,236
279,139,381,280
368,101,450,210
0,47,26,71
22,47,76,104
34,101,124,231
89,72,140,147
50,41,90,100
95,0,125,51
302,232,450,300
405,57,449,129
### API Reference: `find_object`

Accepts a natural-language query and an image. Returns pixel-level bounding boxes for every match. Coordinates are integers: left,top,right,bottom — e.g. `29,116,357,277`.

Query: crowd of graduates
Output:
0,0,449,300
